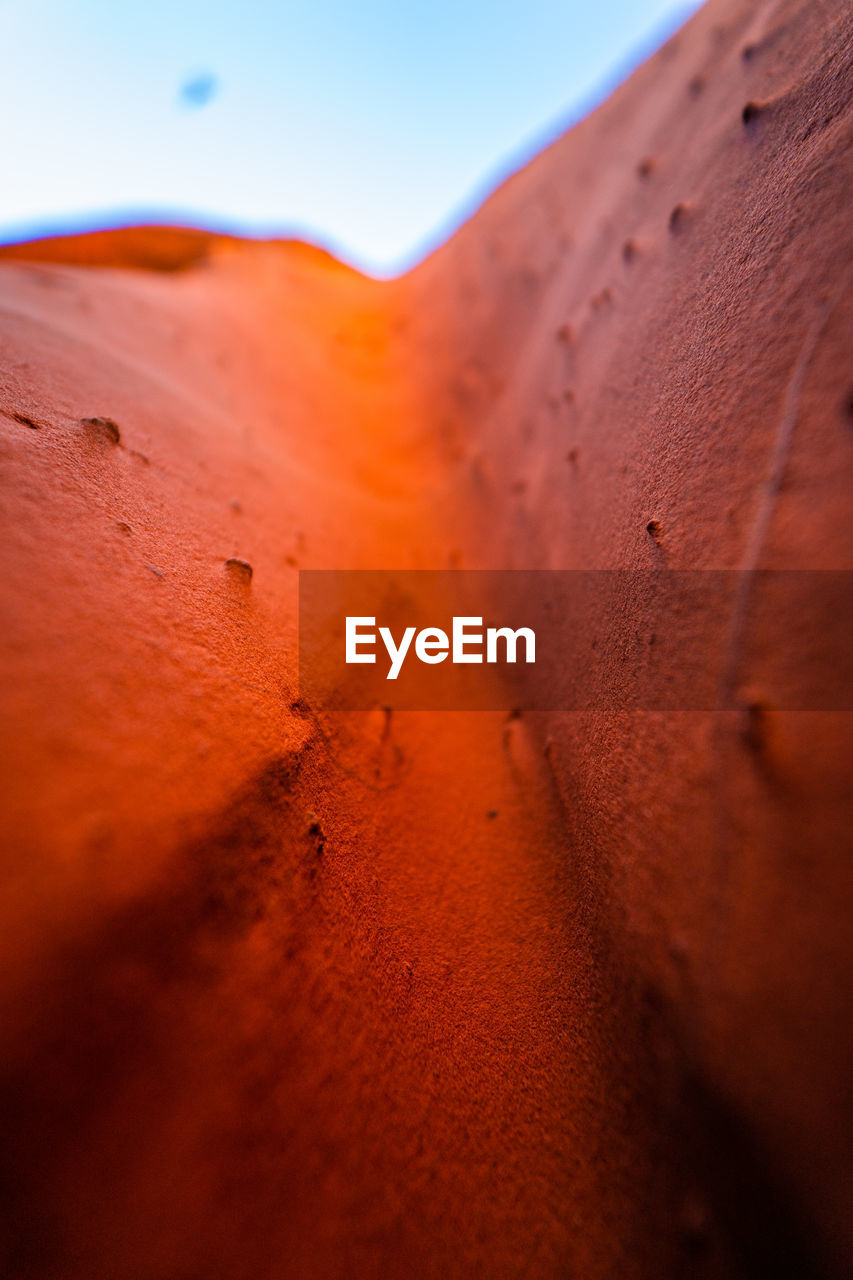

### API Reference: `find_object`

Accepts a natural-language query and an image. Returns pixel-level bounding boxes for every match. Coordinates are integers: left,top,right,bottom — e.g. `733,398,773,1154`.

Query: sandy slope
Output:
0,0,851,1277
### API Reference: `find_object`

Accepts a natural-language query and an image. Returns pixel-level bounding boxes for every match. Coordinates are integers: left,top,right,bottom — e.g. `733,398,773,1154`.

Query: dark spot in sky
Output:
178,72,220,110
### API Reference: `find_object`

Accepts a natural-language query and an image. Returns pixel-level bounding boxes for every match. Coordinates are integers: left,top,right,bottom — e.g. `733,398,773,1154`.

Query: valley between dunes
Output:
0,0,851,1276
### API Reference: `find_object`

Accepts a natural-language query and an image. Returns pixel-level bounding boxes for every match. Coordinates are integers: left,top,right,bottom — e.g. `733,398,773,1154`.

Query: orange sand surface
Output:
0,0,851,1276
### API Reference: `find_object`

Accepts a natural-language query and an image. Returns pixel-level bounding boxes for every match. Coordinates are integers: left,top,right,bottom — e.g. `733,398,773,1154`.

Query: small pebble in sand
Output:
225,557,253,582
80,415,120,444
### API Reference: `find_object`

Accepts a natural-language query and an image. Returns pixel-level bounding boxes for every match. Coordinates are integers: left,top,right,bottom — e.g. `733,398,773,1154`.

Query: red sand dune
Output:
0,0,851,1276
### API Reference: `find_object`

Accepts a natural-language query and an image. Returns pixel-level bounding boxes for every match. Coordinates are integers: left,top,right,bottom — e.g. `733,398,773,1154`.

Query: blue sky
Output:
1,0,701,274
